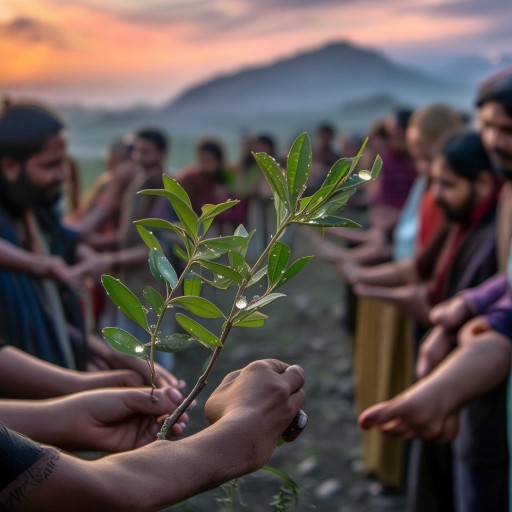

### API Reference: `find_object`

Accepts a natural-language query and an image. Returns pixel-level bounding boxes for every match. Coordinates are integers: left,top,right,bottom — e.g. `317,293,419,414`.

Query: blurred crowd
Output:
0,66,512,511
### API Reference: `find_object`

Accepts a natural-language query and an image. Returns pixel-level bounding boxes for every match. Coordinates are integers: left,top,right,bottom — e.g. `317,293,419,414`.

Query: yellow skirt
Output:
354,296,414,488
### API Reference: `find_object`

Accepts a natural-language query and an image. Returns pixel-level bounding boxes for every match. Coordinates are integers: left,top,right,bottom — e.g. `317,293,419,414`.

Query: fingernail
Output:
179,422,187,430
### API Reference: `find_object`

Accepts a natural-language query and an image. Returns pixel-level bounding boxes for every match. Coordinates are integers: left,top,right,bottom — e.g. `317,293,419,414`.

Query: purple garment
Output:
462,274,512,339
376,149,417,210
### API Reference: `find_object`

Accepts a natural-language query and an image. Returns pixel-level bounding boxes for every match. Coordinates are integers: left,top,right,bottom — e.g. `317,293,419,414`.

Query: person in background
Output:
361,69,512,512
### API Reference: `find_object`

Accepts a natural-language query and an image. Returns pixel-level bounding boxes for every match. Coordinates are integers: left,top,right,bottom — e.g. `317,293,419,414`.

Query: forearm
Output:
9,418,261,512
357,259,412,287
461,274,509,315
0,347,83,399
419,334,511,415
0,240,53,277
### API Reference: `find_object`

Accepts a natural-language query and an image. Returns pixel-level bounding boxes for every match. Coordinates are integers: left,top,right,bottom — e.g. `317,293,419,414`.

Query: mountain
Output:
60,40,479,158
160,41,469,131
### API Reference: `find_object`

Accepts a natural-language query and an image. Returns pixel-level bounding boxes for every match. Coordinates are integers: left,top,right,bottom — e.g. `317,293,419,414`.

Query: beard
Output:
0,165,62,214
490,149,512,180
437,187,476,224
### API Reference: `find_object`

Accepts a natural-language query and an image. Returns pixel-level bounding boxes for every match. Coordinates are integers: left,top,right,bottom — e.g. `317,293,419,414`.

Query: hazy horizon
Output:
1,0,511,109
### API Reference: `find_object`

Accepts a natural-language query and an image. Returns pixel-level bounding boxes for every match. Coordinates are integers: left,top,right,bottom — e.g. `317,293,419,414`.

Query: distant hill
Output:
59,40,480,158
160,41,468,130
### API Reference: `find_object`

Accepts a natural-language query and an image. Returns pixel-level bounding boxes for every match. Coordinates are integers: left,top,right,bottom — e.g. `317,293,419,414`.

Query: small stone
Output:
315,479,342,500
297,456,318,475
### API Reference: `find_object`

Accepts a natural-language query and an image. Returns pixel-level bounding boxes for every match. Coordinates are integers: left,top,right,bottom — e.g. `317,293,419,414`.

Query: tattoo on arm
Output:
0,449,61,511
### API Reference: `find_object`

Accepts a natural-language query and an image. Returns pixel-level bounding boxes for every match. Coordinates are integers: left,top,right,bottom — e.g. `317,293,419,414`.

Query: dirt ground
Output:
165,232,406,512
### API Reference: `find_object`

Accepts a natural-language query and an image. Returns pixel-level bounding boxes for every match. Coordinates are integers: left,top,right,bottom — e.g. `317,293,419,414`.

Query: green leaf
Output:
136,225,162,252
228,251,250,278
199,236,247,252
102,327,147,359
162,175,192,208
133,218,188,243
143,286,165,316
198,275,237,290
171,296,225,318
316,190,354,217
173,243,189,262
199,200,240,222
299,183,336,215
297,216,362,228
139,189,198,239
101,275,148,331
234,224,249,237
274,193,289,229
148,250,178,288
196,260,245,283
371,155,383,180
233,310,268,328
253,152,290,208
195,246,224,260
286,132,311,202
184,272,202,296
267,242,291,286
321,158,352,188
246,292,287,311
335,175,370,192
199,201,240,234
153,333,193,353
175,313,222,349
273,256,312,290
247,265,268,286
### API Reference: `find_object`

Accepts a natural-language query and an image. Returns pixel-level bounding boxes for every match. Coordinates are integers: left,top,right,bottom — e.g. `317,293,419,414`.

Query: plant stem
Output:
157,219,291,438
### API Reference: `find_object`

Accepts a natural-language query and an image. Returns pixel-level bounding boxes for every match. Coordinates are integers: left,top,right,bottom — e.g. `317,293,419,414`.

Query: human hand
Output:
416,326,454,379
52,387,188,451
72,368,146,392
429,295,472,332
205,359,305,470
358,382,459,443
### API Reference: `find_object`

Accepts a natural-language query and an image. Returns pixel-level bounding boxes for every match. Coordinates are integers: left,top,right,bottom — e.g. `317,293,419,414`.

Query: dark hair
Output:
198,139,224,165
476,68,512,116
255,134,276,155
440,130,493,182
135,128,169,152
318,122,336,137
0,103,64,162
394,108,413,131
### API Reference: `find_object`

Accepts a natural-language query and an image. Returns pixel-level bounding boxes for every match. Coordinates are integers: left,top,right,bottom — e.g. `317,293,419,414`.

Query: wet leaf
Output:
267,242,291,286
134,218,188,244
247,265,268,287
171,295,225,318
148,250,178,288
153,333,193,353
297,216,362,228
102,327,147,359
139,189,198,239
162,175,193,208
273,256,312,290
101,275,148,331
143,286,165,316
253,152,290,209
184,272,202,296
233,310,268,328
286,132,311,202
136,225,162,252
176,313,222,349
321,158,352,188
246,292,287,311
196,260,245,283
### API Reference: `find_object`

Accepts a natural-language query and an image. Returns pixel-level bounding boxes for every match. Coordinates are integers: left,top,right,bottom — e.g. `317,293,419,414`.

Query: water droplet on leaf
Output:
358,170,372,181
135,346,144,354
236,297,248,309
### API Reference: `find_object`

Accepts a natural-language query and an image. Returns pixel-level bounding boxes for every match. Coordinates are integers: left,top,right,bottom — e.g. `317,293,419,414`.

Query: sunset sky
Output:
0,0,511,108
